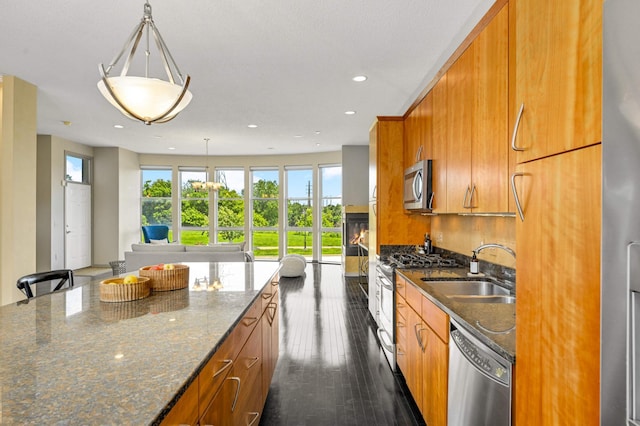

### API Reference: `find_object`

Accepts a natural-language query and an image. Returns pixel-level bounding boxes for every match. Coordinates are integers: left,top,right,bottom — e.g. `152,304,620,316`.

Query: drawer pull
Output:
213,359,233,378
228,376,241,411
511,102,526,151
247,411,260,426
414,323,427,352
242,316,259,327
262,293,272,300
246,356,260,370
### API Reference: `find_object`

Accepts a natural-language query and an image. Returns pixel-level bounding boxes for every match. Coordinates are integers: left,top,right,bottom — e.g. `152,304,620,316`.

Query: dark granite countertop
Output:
396,268,515,363
0,261,280,425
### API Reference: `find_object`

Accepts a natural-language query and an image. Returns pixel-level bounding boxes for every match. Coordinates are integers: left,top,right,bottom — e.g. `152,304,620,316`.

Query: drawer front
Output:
198,327,239,417
396,274,407,300
405,281,423,316
422,295,449,344
160,377,199,426
235,299,262,348
235,325,263,394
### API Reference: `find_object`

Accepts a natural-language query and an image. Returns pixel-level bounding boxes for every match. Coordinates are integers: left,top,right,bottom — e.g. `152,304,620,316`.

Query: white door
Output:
65,183,92,270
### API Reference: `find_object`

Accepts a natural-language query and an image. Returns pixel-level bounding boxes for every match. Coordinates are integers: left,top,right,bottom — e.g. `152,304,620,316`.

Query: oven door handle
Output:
378,277,393,291
376,328,394,353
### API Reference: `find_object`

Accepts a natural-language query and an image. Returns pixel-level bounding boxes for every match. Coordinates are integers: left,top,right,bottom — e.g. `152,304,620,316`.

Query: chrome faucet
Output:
473,243,516,259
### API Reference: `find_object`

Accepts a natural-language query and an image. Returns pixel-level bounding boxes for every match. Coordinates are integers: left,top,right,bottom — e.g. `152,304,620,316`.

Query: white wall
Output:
341,145,369,206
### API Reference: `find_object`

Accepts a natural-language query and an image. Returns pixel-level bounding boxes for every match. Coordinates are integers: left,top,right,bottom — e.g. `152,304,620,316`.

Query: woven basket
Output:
139,264,189,291
149,288,190,314
99,277,151,302
100,300,150,321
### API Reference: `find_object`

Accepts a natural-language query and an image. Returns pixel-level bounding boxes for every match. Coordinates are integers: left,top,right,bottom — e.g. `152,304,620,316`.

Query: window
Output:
179,168,209,244
141,168,173,240
286,168,313,258
65,153,90,184
215,169,245,243
251,168,279,259
320,165,342,262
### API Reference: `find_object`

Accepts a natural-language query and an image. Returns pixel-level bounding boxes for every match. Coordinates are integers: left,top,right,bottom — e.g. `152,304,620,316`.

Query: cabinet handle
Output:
372,185,377,199
462,186,472,209
469,184,476,208
376,328,394,352
511,103,526,151
415,145,423,162
267,302,277,325
372,203,377,216
271,280,279,287
242,316,259,327
228,376,241,412
510,172,525,222
213,359,233,378
428,192,434,210
262,293,272,300
246,356,260,370
414,323,427,352
247,411,261,426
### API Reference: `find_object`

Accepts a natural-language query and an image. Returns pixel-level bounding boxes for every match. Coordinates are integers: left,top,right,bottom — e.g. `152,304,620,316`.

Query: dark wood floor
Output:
260,263,424,426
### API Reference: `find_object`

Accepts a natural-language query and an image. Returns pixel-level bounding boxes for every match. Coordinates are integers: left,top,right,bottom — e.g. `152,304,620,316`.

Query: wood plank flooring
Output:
260,263,424,426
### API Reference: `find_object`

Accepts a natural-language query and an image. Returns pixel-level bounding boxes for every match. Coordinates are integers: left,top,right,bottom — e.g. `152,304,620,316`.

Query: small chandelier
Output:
97,1,192,125
192,139,223,192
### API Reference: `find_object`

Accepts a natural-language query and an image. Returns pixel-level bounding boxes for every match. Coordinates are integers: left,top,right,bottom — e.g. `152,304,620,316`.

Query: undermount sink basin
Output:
447,294,516,304
420,279,511,297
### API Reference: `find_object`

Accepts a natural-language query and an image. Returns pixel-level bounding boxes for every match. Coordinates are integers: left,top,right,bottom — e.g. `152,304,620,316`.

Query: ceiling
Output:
0,0,493,156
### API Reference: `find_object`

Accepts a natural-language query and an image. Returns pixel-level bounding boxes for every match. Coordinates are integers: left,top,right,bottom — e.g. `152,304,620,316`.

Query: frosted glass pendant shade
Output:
98,76,192,124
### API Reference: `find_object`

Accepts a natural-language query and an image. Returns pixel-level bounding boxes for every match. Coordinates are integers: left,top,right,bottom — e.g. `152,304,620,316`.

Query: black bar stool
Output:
16,269,75,299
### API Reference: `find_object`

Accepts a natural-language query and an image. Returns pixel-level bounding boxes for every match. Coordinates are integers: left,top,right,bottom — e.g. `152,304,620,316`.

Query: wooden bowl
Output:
99,277,151,302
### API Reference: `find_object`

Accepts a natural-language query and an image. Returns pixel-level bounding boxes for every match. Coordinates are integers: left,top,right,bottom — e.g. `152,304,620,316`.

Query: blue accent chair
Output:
142,225,170,243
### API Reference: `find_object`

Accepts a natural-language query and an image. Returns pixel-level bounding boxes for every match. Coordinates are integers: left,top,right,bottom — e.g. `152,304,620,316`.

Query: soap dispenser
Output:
424,233,432,254
470,251,479,274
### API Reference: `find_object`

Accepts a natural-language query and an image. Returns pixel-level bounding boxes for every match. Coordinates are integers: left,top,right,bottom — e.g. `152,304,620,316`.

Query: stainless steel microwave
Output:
403,159,433,211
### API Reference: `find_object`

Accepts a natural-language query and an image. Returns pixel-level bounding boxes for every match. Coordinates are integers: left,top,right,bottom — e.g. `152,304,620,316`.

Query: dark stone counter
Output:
397,268,515,362
0,261,280,425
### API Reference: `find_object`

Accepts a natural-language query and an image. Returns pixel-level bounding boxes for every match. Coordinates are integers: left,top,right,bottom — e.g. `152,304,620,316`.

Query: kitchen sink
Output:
447,295,515,304
420,279,511,296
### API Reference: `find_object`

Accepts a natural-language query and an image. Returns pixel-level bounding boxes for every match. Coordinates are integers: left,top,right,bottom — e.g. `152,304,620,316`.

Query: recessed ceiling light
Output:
315,131,321,135
114,124,124,129
344,110,356,115
316,143,321,147
294,135,303,138
248,124,258,128
168,147,176,150
153,135,162,139
352,75,367,82
62,121,72,126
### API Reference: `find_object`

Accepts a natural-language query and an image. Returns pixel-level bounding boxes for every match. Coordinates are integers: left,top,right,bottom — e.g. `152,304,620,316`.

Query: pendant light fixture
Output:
97,1,192,125
192,139,222,192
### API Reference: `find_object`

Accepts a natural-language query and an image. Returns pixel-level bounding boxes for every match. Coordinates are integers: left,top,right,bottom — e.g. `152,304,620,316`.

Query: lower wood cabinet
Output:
395,275,449,426
161,274,280,426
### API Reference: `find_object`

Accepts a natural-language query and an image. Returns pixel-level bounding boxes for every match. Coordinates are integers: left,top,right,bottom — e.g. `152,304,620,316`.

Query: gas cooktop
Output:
386,252,460,269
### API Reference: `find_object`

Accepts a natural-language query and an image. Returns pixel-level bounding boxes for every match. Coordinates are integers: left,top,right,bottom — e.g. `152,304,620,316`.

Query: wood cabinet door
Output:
471,4,509,213
422,330,448,426
406,305,425,414
431,77,448,213
512,0,602,163
396,293,409,375
446,45,474,213
404,106,422,169
514,145,601,425
159,378,199,426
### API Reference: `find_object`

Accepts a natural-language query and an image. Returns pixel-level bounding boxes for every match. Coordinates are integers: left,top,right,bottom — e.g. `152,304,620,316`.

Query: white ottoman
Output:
279,254,307,277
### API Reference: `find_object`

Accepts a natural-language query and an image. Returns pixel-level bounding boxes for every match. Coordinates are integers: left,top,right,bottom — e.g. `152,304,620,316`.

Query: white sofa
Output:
124,242,253,272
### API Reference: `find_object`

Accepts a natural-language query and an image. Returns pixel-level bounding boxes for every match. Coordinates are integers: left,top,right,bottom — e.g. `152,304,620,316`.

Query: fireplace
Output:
343,212,368,256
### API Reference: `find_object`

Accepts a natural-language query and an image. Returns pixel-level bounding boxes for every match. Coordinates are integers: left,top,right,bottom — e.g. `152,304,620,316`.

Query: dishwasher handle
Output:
451,328,511,387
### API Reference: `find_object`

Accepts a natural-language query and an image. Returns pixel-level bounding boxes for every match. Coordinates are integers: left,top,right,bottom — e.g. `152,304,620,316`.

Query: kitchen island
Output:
0,261,280,425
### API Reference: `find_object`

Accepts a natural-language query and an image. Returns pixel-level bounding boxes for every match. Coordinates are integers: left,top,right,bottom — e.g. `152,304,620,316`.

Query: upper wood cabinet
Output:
447,5,509,213
511,0,602,162
430,77,448,213
404,94,432,169
369,118,429,252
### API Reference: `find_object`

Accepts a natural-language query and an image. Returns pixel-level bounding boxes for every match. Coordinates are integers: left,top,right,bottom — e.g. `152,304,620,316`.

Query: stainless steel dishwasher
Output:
448,320,512,426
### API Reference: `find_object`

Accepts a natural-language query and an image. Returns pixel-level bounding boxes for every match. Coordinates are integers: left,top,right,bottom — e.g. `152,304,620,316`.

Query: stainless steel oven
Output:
376,263,396,370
